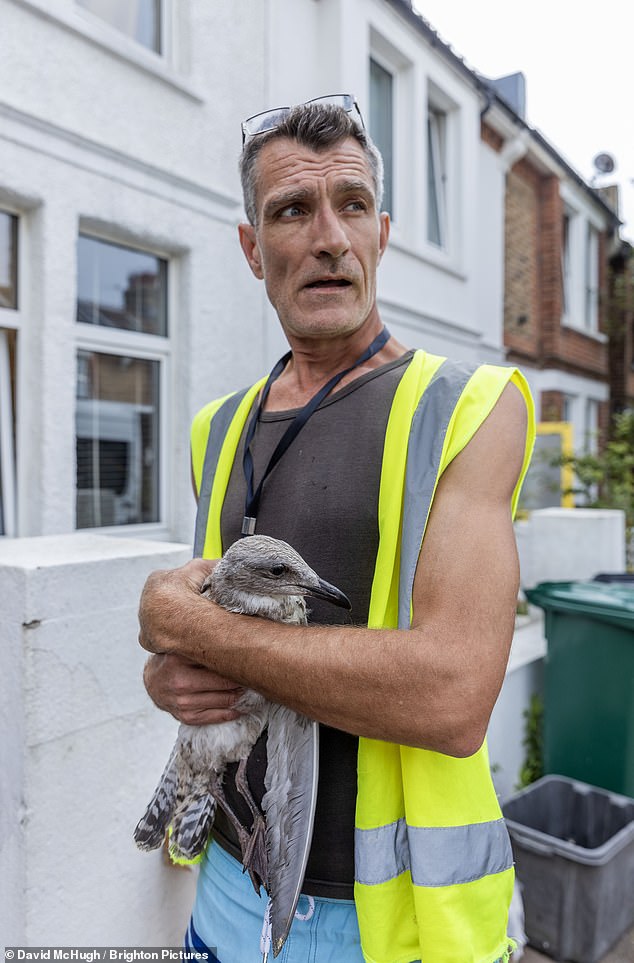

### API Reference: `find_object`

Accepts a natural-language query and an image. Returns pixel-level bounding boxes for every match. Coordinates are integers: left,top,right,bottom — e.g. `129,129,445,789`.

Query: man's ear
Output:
238,223,264,280
378,211,390,263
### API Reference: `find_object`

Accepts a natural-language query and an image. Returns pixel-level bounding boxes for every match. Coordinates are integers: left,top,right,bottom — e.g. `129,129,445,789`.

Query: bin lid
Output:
525,580,634,628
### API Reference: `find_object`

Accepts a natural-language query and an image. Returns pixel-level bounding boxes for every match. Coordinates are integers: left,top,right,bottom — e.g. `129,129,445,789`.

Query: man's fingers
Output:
142,653,245,724
175,707,243,726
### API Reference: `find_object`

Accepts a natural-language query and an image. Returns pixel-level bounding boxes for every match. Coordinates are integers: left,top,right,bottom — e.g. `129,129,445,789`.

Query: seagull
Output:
134,534,351,959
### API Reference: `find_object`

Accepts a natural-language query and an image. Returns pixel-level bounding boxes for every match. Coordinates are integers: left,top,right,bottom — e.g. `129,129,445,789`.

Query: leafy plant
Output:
517,693,543,790
560,410,634,570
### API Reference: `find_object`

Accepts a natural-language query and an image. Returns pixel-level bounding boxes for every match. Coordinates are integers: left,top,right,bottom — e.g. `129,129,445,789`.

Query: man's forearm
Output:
138,563,512,756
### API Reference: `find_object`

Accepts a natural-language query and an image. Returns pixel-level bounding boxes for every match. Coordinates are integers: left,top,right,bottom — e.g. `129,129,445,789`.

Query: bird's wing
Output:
134,741,181,851
261,706,319,958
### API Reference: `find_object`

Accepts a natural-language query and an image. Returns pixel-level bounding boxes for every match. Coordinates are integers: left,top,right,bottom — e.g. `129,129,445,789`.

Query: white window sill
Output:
561,320,608,344
76,522,176,542
10,0,205,103
387,231,467,281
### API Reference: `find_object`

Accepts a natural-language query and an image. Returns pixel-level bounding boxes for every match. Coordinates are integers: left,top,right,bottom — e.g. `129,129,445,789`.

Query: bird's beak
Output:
304,577,352,610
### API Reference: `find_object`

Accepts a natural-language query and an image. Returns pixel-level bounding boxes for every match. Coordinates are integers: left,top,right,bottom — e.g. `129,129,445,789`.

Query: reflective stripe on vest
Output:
355,816,513,888
398,358,479,628
193,387,249,558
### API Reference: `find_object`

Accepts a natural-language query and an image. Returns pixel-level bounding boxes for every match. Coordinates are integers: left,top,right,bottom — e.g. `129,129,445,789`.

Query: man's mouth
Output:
304,279,352,289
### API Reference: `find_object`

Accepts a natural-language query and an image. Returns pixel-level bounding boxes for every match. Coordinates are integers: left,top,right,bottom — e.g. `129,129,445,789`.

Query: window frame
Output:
75,0,168,57
369,55,395,219
560,196,604,338
0,207,21,538
74,229,172,536
426,105,447,249
584,223,600,334
424,78,459,261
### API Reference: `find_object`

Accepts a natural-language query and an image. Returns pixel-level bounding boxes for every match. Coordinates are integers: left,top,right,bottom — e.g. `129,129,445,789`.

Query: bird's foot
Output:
242,812,268,894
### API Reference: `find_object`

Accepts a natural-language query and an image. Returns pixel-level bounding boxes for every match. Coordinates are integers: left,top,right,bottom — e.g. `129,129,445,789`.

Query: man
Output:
139,95,535,963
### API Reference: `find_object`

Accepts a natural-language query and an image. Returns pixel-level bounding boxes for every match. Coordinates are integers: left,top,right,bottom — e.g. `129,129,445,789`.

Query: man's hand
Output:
143,653,245,725
139,557,244,725
138,557,217,656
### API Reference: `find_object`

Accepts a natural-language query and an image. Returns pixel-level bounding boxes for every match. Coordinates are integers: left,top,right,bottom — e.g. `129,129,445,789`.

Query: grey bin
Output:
502,775,634,963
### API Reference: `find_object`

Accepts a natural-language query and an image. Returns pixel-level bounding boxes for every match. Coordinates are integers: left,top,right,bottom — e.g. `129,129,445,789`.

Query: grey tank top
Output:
213,349,415,898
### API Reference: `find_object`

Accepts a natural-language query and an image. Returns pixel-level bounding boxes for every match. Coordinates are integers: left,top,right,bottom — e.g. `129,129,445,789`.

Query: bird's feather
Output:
170,788,217,861
262,705,320,957
134,743,181,851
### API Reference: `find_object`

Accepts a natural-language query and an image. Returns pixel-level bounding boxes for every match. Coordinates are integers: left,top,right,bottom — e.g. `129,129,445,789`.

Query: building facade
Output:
0,0,543,548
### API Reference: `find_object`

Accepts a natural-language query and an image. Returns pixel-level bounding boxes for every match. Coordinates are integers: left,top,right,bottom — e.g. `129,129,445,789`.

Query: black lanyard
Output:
241,326,391,535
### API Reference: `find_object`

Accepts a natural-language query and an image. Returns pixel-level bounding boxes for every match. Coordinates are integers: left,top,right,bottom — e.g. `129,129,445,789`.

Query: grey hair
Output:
239,103,384,226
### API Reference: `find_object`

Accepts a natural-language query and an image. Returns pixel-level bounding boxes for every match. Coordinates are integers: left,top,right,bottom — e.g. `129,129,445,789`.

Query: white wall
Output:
0,533,197,945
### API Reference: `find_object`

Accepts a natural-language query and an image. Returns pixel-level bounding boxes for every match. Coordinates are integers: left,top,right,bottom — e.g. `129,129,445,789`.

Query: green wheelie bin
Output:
525,580,634,797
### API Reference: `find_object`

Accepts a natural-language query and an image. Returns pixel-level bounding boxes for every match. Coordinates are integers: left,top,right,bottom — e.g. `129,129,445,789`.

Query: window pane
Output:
0,329,17,536
585,226,599,331
0,211,18,309
77,0,161,52
77,235,167,336
76,350,160,528
427,111,445,247
369,59,394,216
561,214,571,317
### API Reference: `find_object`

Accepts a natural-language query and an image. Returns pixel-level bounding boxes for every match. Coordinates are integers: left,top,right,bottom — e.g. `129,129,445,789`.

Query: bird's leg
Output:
208,769,264,893
235,756,268,891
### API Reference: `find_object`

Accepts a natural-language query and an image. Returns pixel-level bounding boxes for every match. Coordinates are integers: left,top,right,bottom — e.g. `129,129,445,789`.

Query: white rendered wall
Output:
515,507,626,589
0,534,197,946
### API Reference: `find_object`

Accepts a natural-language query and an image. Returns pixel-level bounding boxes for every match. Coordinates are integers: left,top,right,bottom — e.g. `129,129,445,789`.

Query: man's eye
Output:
344,200,367,213
279,204,304,218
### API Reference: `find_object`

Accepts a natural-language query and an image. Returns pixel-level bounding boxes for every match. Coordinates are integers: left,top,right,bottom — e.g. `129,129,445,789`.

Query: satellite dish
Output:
593,152,616,175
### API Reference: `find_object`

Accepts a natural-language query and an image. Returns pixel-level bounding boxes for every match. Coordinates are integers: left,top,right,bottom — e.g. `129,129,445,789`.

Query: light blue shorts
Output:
188,841,366,962
186,841,507,963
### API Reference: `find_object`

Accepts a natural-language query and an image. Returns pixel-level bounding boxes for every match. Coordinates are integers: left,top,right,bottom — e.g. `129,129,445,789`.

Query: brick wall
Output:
540,389,564,422
503,158,609,385
504,163,541,363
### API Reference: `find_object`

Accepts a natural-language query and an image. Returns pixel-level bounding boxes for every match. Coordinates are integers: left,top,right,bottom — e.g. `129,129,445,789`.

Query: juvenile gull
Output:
134,534,351,958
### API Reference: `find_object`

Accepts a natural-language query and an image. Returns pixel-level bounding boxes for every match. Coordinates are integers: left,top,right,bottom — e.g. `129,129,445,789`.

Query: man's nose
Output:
310,206,350,259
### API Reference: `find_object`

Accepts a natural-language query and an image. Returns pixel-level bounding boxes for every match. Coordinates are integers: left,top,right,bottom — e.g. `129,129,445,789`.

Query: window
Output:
561,205,602,333
76,0,162,53
0,210,18,309
585,225,599,332
584,398,600,454
77,234,167,335
427,107,447,248
561,212,572,319
562,394,575,425
0,210,18,537
75,235,168,530
369,58,394,217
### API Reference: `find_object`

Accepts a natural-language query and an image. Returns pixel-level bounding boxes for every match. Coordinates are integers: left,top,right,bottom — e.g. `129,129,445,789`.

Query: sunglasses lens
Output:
244,106,292,138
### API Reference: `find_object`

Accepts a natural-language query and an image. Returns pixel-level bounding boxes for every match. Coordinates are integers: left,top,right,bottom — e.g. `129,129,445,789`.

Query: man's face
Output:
239,136,390,342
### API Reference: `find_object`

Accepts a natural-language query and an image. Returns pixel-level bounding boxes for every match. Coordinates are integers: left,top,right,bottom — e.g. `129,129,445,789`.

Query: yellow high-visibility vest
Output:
190,350,535,963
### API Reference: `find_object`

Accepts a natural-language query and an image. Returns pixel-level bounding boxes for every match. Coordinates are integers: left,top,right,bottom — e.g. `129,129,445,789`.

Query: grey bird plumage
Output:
134,534,351,958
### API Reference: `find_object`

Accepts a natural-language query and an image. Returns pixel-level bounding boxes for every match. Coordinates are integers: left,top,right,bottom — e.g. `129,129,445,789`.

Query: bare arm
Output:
139,383,527,756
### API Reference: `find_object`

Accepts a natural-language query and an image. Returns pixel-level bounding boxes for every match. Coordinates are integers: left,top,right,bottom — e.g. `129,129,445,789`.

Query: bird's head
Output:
202,535,351,612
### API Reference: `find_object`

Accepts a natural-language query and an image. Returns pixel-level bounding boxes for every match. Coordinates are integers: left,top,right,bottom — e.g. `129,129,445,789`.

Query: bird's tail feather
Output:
169,792,217,861
134,744,181,851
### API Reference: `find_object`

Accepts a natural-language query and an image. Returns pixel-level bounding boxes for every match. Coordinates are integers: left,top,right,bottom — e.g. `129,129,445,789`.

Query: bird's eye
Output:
269,563,287,577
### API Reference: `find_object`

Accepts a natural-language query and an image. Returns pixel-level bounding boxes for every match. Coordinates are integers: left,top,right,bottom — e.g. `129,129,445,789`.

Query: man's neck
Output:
263,320,409,411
